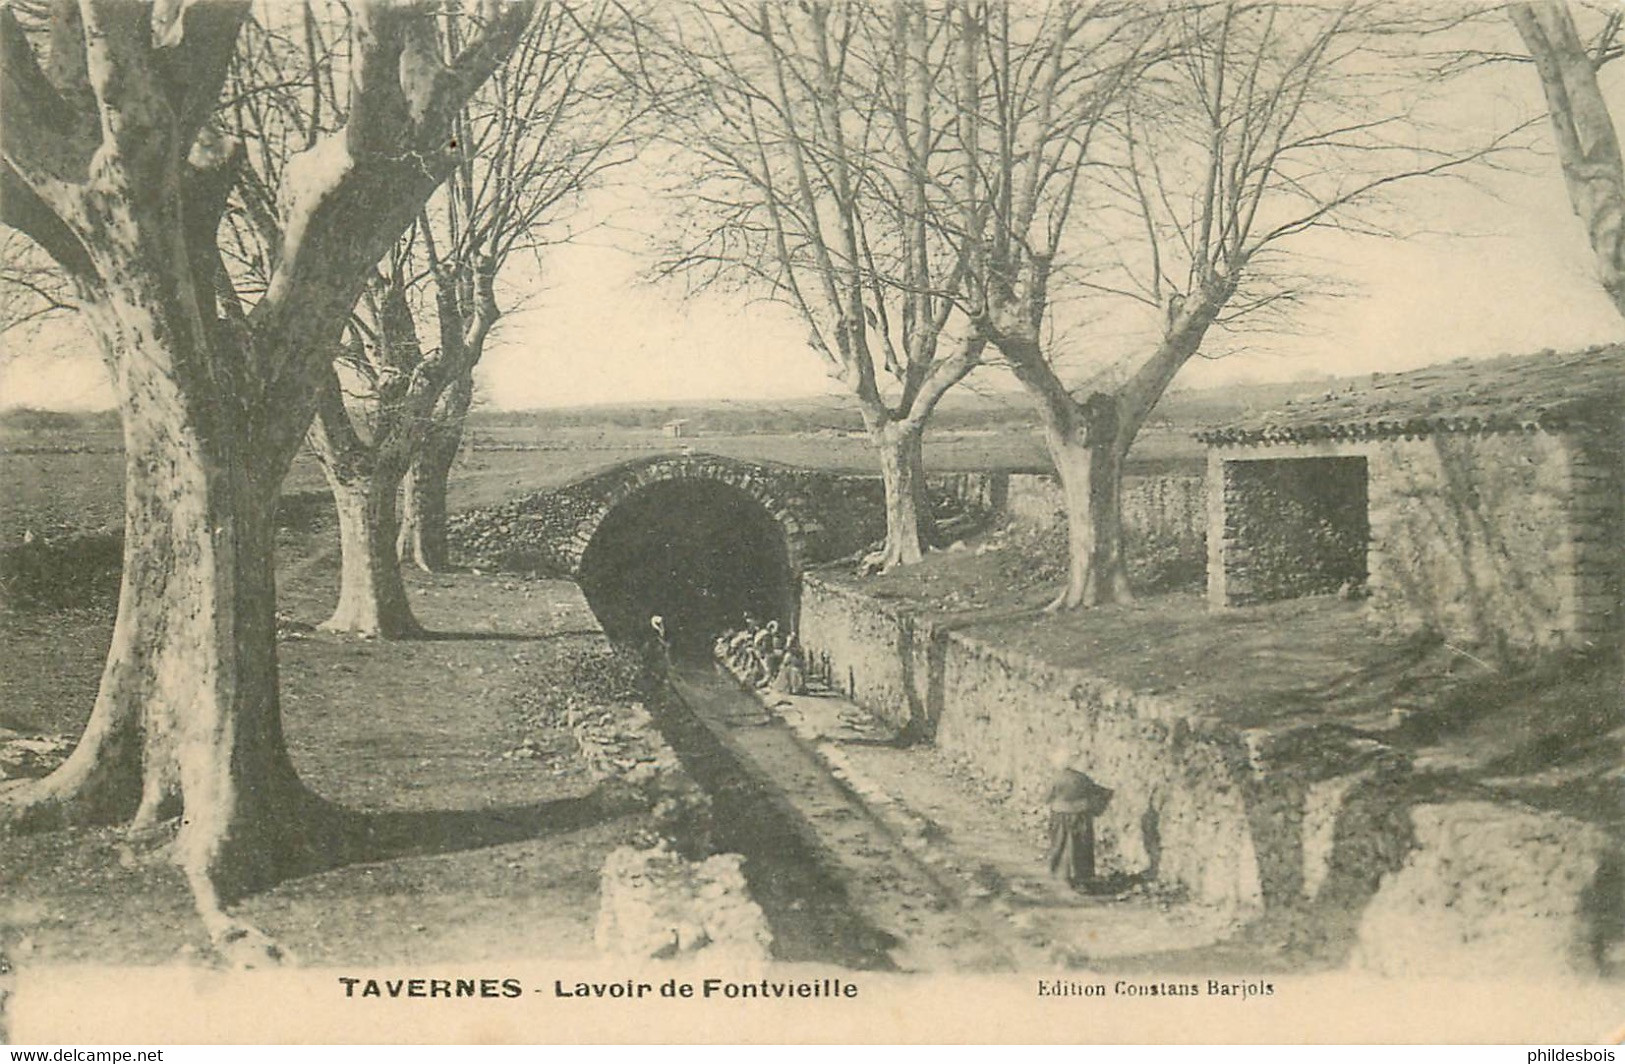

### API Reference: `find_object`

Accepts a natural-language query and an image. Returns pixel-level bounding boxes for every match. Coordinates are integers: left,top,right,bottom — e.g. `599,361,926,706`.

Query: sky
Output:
2,25,1622,413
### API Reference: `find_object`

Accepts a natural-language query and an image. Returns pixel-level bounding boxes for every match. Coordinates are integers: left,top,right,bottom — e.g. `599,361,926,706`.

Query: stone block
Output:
595,845,773,961
1352,802,1621,979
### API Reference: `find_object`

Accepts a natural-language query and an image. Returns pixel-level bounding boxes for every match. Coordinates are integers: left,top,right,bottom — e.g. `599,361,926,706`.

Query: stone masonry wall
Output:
797,575,1273,914
797,575,1623,974
1351,802,1622,979
1565,424,1624,651
1208,428,1623,653
796,577,934,736
1005,473,1209,592
1006,473,1207,548
932,635,1267,912
1218,457,1369,605
1365,432,1583,653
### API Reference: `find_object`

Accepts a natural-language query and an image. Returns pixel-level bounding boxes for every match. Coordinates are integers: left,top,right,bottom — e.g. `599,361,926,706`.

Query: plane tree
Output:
633,0,987,571
1508,1,1624,319
396,2,640,575
0,230,74,338
0,0,537,953
215,4,635,635
951,0,1517,608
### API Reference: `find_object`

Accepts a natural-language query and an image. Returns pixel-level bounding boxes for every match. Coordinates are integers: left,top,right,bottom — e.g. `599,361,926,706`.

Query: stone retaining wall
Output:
794,575,1623,978
797,575,1283,914
1352,802,1621,979
933,631,1268,912
1005,473,1207,548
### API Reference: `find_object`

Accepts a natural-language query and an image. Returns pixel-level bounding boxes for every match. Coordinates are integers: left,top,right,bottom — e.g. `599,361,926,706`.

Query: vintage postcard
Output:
0,0,1620,1046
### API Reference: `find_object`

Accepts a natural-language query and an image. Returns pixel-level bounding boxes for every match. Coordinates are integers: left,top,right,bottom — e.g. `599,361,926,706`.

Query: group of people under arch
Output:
713,615,808,696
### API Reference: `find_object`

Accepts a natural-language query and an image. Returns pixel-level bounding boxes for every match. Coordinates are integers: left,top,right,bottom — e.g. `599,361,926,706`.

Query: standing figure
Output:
727,628,754,676
649,614,672,664
1044,752,1112,892
772,642,807,696
749,620,778,686
761,647,785,689
751,620,777,658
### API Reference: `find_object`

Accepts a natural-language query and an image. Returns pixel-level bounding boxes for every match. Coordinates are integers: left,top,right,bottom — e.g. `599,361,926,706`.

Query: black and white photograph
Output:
0,0,1620,1046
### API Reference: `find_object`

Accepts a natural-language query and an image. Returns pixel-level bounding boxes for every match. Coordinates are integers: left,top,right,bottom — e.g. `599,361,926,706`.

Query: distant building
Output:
1197,345,1624,653
662,418,691,438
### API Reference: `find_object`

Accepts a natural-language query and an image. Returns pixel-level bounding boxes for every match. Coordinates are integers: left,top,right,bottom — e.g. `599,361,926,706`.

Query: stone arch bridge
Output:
449,453,1001,652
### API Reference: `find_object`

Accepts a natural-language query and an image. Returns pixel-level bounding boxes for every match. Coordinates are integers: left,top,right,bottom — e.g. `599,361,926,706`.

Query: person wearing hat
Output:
1044,751,1112,892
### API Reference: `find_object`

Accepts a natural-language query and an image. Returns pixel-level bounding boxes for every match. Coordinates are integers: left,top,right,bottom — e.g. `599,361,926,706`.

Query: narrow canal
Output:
653,662,1039,972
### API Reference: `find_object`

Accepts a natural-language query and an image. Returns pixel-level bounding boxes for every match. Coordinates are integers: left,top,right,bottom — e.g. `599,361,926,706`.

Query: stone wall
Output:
1004,473,1208,592
795,575,1623,973
1216,457,1369,604
1005,473,1206,547
1564,425,1624,651
794,574,1402,916
930,633,1266,913
1367,432,1574,651
1352,802,1621,979
1207,427,1624,653
1004,474,1066,532
796,577,934,736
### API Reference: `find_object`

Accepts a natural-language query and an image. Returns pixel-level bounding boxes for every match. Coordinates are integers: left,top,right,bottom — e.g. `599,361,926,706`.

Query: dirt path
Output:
668,666,1044,972
778,707,1244,967
671,666,1256,973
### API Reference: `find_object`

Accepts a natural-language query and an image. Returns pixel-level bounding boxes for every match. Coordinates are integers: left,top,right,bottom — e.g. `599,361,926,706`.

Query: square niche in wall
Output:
1221,456,1369,605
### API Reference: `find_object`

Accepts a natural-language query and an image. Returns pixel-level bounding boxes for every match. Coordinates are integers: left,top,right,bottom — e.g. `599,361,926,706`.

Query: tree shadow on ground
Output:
227,783,645,899
328,787,639,866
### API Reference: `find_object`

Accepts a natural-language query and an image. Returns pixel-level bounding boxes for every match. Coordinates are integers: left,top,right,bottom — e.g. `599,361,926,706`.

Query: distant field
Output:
464,427,1060,474
2,451,125,540
2,371,1306,540
1,420,1206,542
468,422,1202,475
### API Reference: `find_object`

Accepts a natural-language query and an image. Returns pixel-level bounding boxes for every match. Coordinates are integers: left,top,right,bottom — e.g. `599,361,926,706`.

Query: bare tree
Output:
1509,0,1625,319
307,249,441,637
935,0,1160,608
956,0,1518,608
0,0,536,955
637,0,985,571
0,229,74,338
215,2,434,637
398,1,640,573
213,2,631,635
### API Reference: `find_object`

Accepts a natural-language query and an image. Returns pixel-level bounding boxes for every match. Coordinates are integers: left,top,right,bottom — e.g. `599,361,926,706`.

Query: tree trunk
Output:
319,456,422,638
868,418,933,570
1511,1,1625,321
306,364,424,639
1037,398,1132,611
0,0,540,964
398,379,469,572
2,348,322,910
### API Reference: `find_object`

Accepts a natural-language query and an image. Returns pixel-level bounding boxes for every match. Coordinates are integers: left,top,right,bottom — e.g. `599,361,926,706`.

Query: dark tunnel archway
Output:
577,479,796,657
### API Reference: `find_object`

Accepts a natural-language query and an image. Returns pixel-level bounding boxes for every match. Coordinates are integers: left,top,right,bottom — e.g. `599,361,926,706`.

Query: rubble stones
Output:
1353,801,1623,978
594,845,772,962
